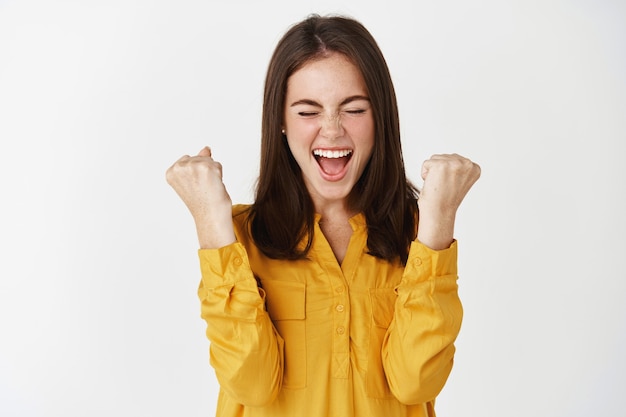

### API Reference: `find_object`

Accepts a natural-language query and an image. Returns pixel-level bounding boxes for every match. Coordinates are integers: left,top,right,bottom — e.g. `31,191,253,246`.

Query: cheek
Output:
286,124,319,152
345,118,375,148
286,136,311,163
286,114,319,130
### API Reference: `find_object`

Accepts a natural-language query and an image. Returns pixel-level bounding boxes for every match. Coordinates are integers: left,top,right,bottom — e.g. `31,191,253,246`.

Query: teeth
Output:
313,149,353,158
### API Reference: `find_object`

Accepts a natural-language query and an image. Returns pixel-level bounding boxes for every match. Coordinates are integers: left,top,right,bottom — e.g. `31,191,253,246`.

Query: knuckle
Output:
209,162,223,176
165,164,180,183
474,163,482,177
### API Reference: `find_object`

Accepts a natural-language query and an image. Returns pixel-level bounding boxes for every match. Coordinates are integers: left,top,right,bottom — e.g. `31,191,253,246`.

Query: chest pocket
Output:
366,288,397,399
262,280,307,389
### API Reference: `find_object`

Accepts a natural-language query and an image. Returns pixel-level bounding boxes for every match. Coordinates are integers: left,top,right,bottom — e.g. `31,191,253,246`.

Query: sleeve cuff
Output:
198,242,251,287
403,239,458,283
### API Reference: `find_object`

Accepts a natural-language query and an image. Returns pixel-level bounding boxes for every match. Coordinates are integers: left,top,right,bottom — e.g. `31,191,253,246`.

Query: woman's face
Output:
283,53,375,211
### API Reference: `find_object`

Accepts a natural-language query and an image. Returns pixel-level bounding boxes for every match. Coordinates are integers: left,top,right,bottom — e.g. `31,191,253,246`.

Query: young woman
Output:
166,14,480,417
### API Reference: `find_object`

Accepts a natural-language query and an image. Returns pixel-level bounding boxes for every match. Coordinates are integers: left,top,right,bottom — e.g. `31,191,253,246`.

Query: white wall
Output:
1,1,624,416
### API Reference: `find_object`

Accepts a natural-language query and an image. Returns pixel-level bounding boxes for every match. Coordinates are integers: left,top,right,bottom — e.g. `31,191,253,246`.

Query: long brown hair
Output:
247,14,419,264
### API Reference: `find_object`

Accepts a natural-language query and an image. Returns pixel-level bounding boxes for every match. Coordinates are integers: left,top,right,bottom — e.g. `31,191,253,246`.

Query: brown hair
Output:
247,14,419,264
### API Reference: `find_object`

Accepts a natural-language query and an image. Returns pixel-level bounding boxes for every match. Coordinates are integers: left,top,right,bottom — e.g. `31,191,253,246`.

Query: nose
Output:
320,112,343,140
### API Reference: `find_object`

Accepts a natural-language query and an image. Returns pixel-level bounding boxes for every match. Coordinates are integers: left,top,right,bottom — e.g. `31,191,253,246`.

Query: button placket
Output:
332,284,350,378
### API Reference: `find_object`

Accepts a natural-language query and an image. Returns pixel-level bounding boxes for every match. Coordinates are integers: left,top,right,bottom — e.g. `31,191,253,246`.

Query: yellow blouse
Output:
197,205,462,417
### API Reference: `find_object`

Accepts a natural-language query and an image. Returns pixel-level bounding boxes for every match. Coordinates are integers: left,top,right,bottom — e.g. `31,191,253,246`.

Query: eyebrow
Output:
289,95,370,107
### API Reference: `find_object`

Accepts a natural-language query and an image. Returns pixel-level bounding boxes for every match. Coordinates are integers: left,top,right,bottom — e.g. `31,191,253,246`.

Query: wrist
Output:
416,211,455,251
194,216,236,249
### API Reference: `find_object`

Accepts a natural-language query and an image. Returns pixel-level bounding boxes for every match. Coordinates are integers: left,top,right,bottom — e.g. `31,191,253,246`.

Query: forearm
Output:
416,207,455,251
198,243,283,406
382,241,462,405
194,212,237,249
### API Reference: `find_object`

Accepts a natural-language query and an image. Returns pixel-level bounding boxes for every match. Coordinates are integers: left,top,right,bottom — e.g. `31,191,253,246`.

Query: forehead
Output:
286,53,368,98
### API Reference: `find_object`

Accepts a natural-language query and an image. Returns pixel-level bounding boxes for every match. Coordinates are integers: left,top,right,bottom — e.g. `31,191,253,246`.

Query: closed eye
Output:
298,111,319,117
345,109,366,115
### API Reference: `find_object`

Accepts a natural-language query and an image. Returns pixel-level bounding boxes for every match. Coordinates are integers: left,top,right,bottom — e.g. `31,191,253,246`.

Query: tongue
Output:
318,156,348,175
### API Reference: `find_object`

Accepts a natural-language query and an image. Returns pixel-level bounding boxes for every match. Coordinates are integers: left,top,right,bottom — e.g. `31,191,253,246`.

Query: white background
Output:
1,0,625,416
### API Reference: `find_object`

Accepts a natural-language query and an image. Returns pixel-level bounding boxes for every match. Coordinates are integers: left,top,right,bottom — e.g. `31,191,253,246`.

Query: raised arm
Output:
383,153,480,404
166,148,283,406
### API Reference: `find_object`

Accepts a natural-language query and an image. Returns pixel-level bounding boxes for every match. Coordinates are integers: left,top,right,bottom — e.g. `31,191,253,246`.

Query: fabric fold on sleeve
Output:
197,241,284,407
383,239,462,405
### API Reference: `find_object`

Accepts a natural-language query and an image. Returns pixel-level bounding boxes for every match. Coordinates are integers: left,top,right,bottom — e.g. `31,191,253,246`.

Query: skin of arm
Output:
166,146,237,249
416,153,481,250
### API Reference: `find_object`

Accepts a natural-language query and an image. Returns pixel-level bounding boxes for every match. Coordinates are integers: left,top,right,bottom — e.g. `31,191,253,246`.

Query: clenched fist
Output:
166,146,236,249
416,153,481,250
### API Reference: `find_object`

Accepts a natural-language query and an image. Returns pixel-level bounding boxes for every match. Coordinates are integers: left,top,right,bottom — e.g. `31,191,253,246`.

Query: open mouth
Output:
313,149,353,176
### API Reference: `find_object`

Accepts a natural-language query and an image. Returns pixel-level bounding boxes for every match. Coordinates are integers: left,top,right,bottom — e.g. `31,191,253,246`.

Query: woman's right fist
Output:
166,146,236,249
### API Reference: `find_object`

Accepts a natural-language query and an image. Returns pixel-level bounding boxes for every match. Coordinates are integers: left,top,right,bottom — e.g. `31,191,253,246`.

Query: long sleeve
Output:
197,242,284,407
382,240,462,405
